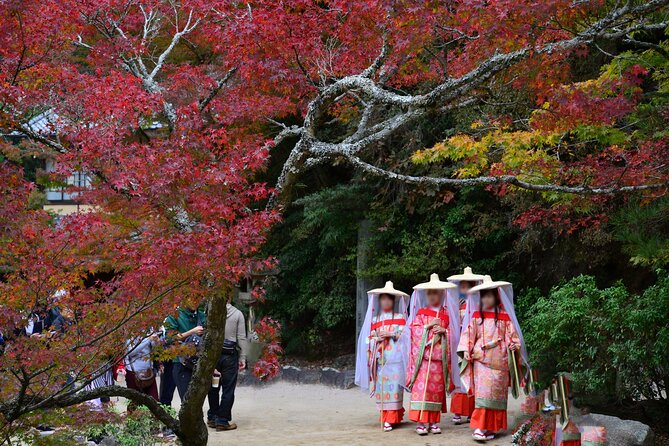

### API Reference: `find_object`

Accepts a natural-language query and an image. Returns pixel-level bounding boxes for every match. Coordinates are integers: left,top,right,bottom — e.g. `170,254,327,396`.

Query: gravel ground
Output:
205,382,521,446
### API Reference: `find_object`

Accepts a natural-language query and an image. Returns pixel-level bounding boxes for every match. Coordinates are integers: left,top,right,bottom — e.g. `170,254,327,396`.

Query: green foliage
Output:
611,197,669,267
365,188,515,285
602,43,669,139
570,125,628,147
84,407,165,446
523,273,669,404
264,184,369,355
14,407,166,446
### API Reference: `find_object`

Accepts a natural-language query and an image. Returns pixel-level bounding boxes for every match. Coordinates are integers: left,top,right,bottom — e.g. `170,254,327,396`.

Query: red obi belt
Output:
471,311,511,321
371,318,406,330
416,307,449,323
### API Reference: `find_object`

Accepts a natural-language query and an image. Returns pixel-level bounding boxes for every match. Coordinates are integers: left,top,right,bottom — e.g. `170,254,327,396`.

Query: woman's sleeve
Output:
394,324,404,340
125,339,139,360
366,327,377,345
127,337,149,360
505,320,520,347
406,317,422,388
457,319,476,353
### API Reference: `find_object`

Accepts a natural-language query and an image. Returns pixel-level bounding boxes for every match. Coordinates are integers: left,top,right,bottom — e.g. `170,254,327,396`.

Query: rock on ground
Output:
576,413,655,446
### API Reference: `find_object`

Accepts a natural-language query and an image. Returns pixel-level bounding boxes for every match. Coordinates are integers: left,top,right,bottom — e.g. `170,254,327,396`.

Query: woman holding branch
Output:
405,274,459,436
355,281,410,432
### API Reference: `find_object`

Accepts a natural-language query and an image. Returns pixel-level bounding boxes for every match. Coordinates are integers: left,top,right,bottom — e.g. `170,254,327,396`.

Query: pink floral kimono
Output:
458,308,520,432
406,307,450,424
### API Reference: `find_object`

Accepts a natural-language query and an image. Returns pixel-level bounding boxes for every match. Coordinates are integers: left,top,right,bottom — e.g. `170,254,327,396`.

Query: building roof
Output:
4,109,167,139
6,109,61,137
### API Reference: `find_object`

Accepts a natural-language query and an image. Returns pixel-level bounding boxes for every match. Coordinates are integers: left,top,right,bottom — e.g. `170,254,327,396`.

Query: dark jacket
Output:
164,307,207,363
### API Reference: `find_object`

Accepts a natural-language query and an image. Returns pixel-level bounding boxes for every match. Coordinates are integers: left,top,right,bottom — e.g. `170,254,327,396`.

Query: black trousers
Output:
160,361,177,406
207,351,239,425
173,362,194,400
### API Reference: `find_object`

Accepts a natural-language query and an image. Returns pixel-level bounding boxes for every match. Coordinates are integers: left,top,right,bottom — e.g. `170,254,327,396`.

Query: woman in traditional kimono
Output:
447,267,484,425
458,276,529,441
355,281,410,432
404,274,459,436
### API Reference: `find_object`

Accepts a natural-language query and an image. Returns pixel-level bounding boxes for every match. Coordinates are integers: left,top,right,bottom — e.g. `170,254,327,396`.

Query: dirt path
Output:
205,382,521,446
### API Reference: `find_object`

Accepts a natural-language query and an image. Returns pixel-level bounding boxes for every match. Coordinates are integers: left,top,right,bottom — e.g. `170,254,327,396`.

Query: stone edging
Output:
238,366,355,389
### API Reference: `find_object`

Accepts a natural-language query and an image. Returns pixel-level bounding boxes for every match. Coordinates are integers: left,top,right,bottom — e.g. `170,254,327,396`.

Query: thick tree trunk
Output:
176,295,229,446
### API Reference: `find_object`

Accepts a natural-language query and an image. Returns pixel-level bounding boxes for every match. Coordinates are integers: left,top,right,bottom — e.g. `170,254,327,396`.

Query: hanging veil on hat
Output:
355,282,410,393
447,267,485,395
446,286,466,394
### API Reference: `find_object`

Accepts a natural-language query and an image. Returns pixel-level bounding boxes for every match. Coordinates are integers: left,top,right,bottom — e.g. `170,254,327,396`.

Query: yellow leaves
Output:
413,128,562,180
413,134,488,177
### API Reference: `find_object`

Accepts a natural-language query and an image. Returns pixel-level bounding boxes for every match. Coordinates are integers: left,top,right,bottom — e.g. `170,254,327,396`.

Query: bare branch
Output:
292,47,320,88
11,125,66,153
1,385,179,432
361,33,391,78
139,5,161,43
198,68,237,112
75,35,93,49
148,9,199,81
622,38,669,59
342,153,669,195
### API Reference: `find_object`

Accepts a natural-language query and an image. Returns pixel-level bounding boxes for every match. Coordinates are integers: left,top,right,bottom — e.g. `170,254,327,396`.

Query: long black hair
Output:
478,288,501,324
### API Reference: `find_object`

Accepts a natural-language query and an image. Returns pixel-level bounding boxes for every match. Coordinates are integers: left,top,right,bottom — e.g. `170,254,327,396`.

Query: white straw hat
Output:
447,266,485,282
468,275,511,293
367,281,409,298
413,273,457,290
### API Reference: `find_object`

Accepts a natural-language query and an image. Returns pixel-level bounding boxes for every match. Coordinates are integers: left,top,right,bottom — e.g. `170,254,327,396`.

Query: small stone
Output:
341,370,356,389
99,436,120,446
298,369,321,384
280,366,301,383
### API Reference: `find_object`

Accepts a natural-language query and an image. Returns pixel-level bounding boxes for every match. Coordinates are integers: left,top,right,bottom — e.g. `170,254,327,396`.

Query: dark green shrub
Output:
522,272,669,405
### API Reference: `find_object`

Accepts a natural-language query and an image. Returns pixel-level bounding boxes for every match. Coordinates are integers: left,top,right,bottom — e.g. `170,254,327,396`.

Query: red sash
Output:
416,307,449,323
471,311,511,321
371,318,406,330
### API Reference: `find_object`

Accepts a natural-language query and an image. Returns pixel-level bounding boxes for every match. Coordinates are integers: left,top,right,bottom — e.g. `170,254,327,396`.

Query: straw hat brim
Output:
469,280,511,293
413,281,457,290
367,286,409,298
447,272,485,282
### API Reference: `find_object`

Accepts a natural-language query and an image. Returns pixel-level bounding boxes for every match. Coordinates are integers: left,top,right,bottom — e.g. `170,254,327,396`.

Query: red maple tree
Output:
1,0,668,445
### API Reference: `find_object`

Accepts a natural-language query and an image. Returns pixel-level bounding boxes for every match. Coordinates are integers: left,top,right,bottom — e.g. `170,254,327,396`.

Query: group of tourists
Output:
355,267,529,442
6,292,248,436
125,298,248,433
